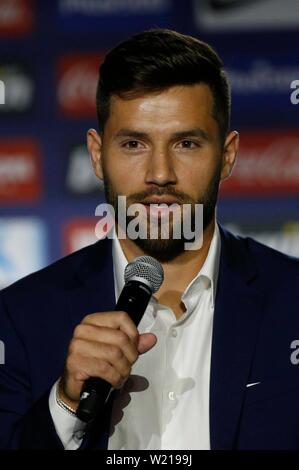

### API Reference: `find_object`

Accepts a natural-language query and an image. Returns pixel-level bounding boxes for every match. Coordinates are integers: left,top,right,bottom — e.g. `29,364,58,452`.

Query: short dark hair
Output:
96,28,231,143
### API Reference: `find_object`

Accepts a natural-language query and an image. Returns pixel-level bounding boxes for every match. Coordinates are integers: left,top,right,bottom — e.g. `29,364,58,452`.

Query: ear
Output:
220,130,239,181
87,128,103,180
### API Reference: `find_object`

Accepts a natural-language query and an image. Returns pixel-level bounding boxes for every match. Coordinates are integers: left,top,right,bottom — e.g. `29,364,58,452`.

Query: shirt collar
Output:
112,222,221,309
112,227,128,301
181,222,221,310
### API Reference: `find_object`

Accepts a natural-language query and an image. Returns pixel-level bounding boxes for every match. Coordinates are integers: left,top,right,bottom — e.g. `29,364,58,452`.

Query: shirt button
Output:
168,391,176,401
171,328,177,337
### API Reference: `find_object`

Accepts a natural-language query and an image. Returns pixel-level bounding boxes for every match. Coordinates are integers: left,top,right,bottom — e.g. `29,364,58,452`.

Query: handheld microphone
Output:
76,255,164,423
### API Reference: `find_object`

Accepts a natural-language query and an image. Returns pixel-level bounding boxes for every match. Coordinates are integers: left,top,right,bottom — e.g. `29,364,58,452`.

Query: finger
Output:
67,353,124,389
73,324,139,364
69,338,133,379
82,311,139,345
137,333,157,354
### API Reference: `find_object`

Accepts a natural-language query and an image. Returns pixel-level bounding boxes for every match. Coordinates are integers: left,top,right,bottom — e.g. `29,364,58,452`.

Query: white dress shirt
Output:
49,224,221,450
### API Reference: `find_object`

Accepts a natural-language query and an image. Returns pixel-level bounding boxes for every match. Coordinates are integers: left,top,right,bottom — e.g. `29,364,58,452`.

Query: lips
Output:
139,197,181,206
138,199,182,218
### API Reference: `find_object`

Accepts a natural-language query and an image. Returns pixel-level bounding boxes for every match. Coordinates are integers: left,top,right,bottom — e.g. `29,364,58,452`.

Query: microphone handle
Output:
76,280,152,423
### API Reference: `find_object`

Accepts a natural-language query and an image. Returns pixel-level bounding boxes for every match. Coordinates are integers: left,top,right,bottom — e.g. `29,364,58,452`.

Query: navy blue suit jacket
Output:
1,225,299,449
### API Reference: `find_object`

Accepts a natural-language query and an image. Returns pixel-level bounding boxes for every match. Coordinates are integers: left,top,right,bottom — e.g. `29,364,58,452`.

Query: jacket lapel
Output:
210,225,265,449
67,237,116,329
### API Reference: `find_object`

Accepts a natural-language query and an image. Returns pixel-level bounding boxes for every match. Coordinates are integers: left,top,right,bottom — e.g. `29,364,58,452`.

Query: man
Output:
1,28,299,450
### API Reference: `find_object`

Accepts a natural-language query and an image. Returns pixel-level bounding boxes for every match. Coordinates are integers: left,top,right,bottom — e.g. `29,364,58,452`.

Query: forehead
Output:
106,84,217,135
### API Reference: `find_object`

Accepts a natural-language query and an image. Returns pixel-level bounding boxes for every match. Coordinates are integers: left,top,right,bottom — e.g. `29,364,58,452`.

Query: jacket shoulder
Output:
226,228,299,289
1,240,106,297
245,234,299,270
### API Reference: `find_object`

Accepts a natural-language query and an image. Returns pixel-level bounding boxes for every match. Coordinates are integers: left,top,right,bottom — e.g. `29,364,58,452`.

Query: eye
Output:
122,140,142,149
177,140,200,149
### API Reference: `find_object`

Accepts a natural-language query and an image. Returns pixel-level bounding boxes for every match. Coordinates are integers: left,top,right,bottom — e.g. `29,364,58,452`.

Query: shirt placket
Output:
159,307,181,445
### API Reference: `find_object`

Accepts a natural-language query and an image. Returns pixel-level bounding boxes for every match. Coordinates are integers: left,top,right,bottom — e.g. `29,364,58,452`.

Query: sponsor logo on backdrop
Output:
227,61,299,95
220,132,299,196
59,0,170,14
57,0,171,32
0,139,42,203
193,0,299,31
0,64,34,113
57,54,103,118
0,218,47,289
290,80,299,105
225,221,299,258
63,218,98,255
65,144,101,195
0,0,33,36
59,0,170,15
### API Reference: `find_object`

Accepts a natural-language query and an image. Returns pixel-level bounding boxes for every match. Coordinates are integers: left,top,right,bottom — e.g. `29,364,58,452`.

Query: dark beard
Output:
102,167,221,262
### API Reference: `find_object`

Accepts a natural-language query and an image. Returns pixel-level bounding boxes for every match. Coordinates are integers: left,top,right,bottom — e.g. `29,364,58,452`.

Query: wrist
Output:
56,378,79,414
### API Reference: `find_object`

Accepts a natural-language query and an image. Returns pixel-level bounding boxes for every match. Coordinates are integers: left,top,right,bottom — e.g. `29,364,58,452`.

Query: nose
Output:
144,148,177,187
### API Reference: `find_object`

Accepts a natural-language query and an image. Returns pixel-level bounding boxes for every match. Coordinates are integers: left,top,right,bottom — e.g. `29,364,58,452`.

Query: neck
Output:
118,219,216,319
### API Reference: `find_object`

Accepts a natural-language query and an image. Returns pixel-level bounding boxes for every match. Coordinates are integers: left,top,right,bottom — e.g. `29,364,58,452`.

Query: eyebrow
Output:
115,129,148,140
171,128,211,141
114,127,211,141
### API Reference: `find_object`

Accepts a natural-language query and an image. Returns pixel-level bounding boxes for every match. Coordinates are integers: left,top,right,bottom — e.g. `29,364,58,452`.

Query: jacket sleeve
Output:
0,292,64,449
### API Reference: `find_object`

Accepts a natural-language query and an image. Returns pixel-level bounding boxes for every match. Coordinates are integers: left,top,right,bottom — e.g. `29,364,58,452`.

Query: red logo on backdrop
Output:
220,131,299,196
0,139,42,203
0,0,33,36
63,218,98,255
57,54,104,118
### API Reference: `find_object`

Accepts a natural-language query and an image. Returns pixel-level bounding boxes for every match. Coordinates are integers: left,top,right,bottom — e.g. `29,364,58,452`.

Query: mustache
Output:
127,187,195,205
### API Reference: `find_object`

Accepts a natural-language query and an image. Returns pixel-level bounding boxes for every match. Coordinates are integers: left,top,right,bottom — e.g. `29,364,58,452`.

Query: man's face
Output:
89,84,238,261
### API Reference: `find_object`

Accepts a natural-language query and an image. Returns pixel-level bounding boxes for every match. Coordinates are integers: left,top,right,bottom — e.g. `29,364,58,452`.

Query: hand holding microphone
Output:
59,256,164,423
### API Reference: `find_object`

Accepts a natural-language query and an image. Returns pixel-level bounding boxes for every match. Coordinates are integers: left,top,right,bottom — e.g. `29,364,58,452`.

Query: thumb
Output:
137,332,157,354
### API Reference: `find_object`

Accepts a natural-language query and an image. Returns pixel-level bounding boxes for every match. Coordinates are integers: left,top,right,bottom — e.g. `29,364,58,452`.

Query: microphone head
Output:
124,255,164,294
